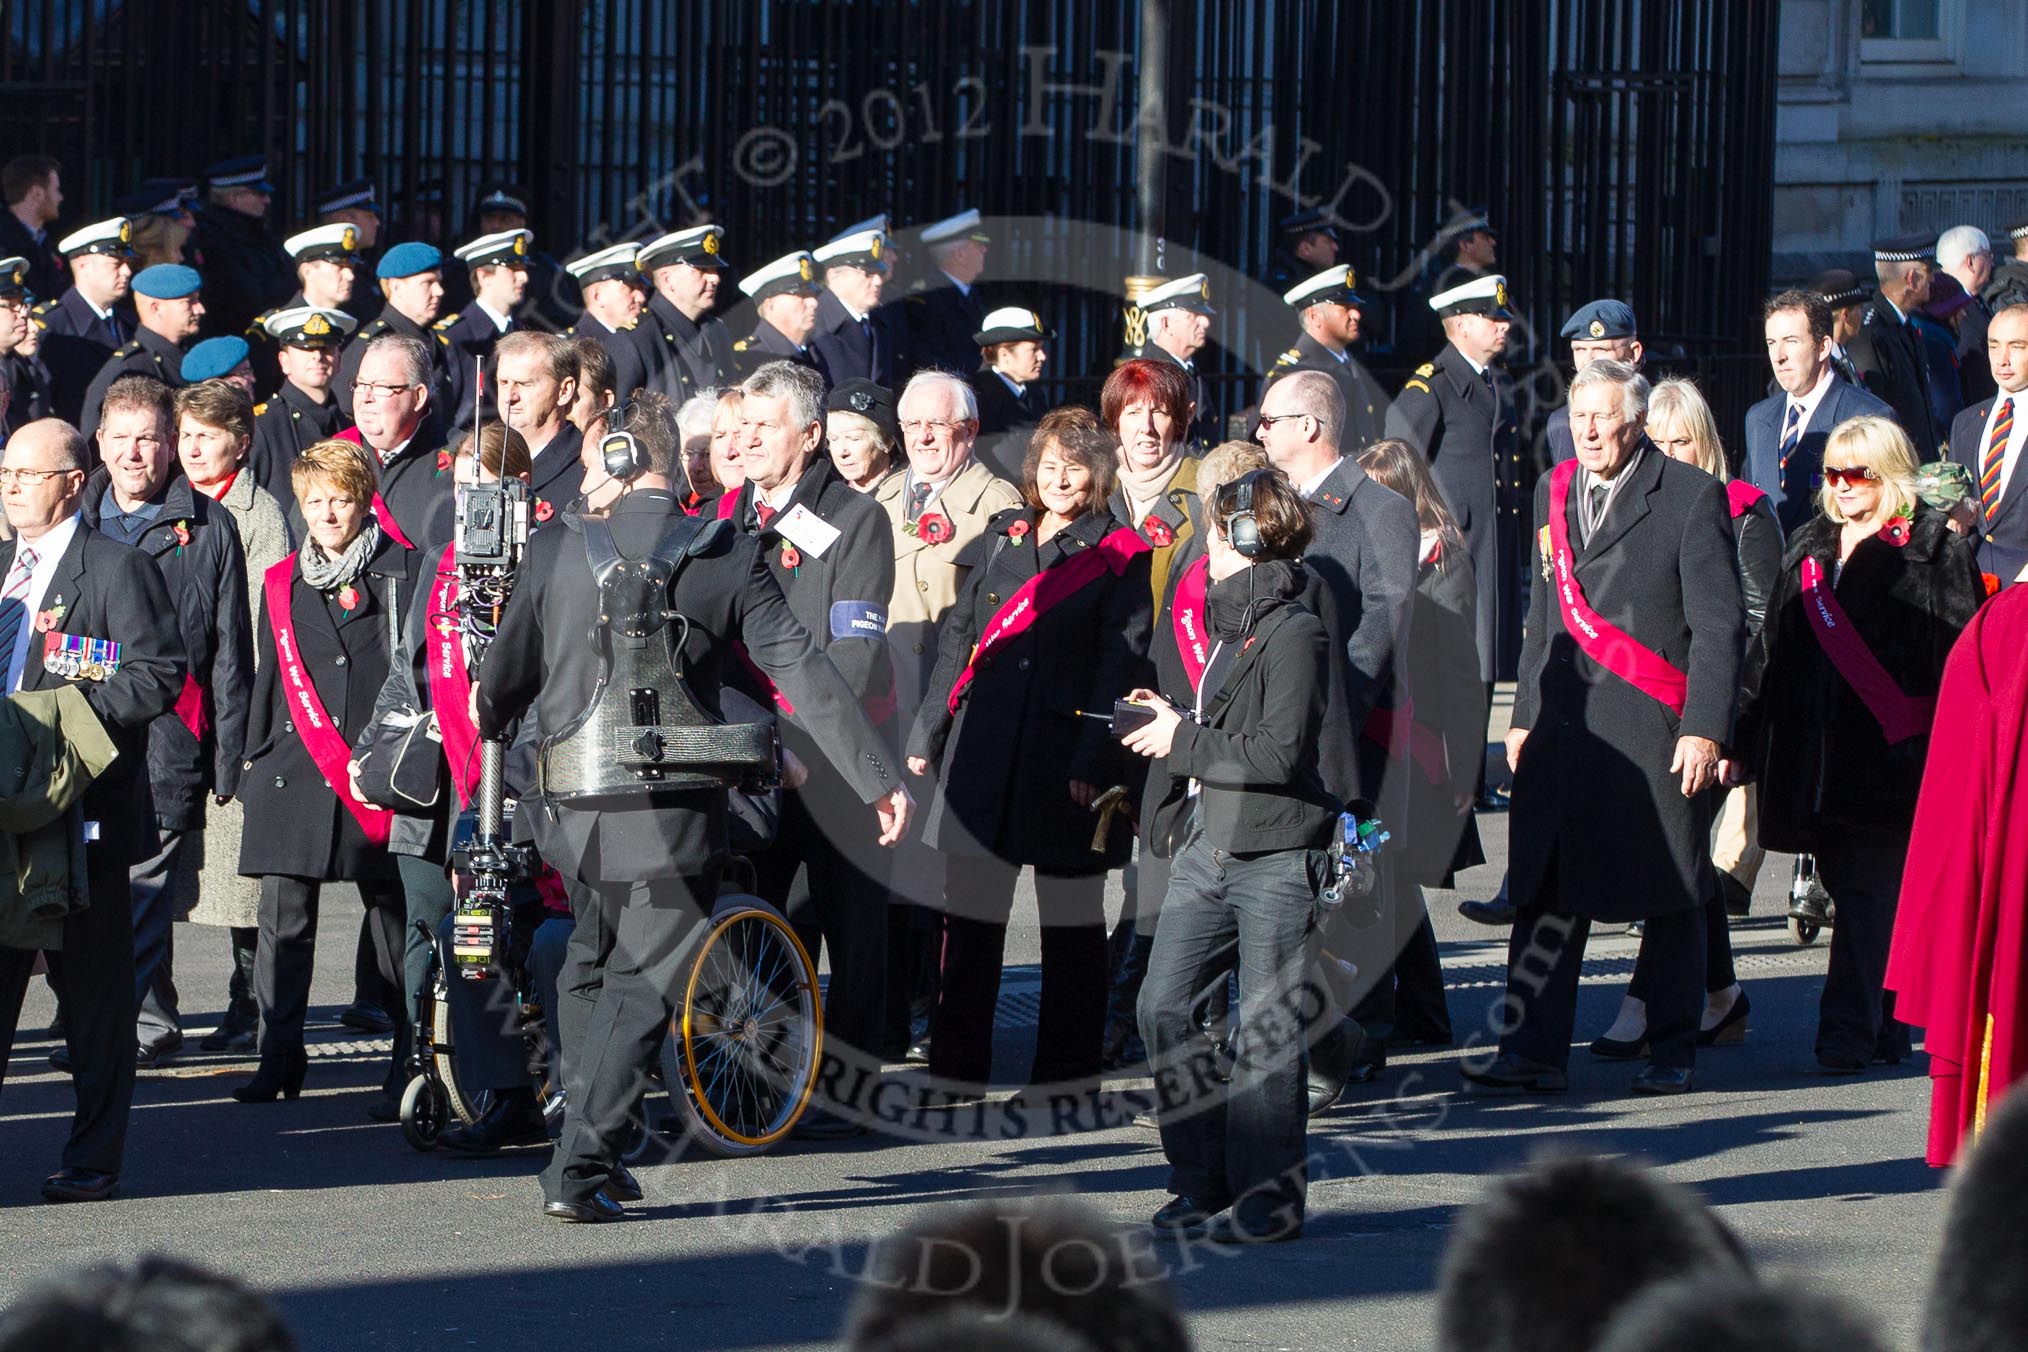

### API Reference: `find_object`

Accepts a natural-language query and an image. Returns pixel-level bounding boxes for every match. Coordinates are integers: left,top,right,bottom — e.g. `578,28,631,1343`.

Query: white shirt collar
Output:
80,293,115,322
1298,456,1343,499
994,370,1025,398
1785,362,1837,430
1458,349,1488,377
6,512,80,693
939,270,971,298
475,298,512,333
1881,294,1909,325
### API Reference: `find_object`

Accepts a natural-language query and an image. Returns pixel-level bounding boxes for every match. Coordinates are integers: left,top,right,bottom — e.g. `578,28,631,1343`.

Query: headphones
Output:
1217,469,1274,559
599,399,649,482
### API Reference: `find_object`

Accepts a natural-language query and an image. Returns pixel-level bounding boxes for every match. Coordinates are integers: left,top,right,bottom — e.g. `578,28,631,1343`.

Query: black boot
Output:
440,1090,550,1153
202,931,260,1052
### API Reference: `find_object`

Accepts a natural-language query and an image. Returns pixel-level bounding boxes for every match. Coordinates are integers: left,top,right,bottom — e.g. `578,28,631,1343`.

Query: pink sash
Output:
1546,461,1689,716
717,490,741,521
1363,698,1448,786
425,544,483,807
264,557,392,845
1800,555,1936,745
947,525,1152,714
1725,479,1767,520
174,674,209,742
371,495,415,550
1170,555,1212,690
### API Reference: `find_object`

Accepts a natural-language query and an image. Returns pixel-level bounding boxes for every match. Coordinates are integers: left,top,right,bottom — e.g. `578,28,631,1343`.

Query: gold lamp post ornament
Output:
1120,273,1165,359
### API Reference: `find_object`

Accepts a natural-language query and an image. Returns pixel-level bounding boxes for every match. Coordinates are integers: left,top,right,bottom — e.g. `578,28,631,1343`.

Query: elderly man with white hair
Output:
1939,224,1997,402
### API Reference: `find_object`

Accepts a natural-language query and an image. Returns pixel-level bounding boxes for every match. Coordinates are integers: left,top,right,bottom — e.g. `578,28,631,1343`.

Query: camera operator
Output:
475,388,910,1223
1123,465,1336,1246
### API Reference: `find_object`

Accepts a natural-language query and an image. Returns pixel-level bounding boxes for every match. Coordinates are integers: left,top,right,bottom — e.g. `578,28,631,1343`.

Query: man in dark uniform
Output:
438,227,532,433
638,224,737,403
456,184,572,331
247,223,364,394
564,242,651,404
336,241,448,419
249,306,353,515
1546,299,1645,465
476,388,910,1220
1386,273,1522,682
1264,264,1390,453
1137,272,1221,445
1259,207,1342,365
1984,216,2028,310
312,179,384,328
725,361,897,1136
0,418,185,1203
732,251,830,387
903,208,989,378
1848,234,1947,456
189,157,290,344
79,264,206,441
1402,206,1498,360
1939,225,1997,405
33,217,137,426
0,256,48,435
1,155,67,301
810,226,901,387
968,306,1051,478
1463,360,1742,1098
1809,269,1869,387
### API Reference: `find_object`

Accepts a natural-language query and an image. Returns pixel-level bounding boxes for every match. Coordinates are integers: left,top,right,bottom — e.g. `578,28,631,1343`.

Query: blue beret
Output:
377,241,444,280
182,337,251,383
1559,299,1638,341
132,264,203,300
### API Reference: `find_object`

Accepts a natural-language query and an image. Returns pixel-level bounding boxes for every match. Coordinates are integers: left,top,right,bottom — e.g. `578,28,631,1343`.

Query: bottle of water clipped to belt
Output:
1320,807,1390,920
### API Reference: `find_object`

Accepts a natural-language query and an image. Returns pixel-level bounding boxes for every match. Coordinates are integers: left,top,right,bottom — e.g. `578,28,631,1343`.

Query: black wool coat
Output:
1735,501,1982,851
1396,543,1487,886
909,507,1154,874
80,470,253,830
1509,448,1745,921
238,531,424,880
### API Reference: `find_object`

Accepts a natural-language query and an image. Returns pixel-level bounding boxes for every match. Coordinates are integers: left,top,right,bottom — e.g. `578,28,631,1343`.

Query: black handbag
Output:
350,571,444,812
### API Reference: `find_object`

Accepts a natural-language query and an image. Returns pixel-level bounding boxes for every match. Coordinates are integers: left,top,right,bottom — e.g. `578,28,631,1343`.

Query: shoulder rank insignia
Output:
252,401,269,417
1278,347,1303,365
1415,362,1436,377
433,312,459,329
1403,378,1430,394
30,299,54,317
733,338,752,352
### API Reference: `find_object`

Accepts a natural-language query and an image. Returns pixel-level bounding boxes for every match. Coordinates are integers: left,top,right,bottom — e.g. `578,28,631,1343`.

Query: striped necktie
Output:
0,545,41,693
1982,396,2015,519
1779,402,1804,488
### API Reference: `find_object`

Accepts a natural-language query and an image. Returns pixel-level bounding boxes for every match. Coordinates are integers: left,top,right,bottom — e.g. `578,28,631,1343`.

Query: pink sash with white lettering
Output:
1725,479,1767,520
1170,555,1211,690
425,544,483,807
174,674,210,742
947,525,1153,714
1799,554,1936,745
263,557,392,845
1545,461,1689,716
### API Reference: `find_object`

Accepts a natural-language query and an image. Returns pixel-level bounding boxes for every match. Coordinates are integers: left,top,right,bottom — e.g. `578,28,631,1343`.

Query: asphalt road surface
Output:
0,700,1950,1350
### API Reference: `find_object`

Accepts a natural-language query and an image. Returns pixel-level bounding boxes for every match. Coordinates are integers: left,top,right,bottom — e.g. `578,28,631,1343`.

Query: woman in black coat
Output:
906,408,1154,1097
1355,439,1486,1048
1595,378,1782,1056
1729,416,1982,1074
234,438,426,1103
1126,466,1337,1242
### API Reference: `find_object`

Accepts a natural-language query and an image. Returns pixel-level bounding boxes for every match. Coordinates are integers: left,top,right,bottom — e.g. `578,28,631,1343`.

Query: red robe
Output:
1886,585,2028,1166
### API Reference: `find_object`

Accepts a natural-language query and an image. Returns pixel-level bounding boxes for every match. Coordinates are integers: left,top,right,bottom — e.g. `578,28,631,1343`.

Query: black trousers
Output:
542,872,713,1205
1349,875,1451,1042
750,787,889,1081
0,852,138,1175
1628,890,1736,999
1501,881,1704,1072
1813,836,1910,1063
253,875,406,1066
929,857,1108,1093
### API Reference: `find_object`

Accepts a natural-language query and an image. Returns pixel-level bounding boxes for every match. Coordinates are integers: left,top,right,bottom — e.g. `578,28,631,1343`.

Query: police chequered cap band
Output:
316,179,380,215
1283,265,1364,309
813,229,887,270
567,242,643,285
477,189,530,218
638,225,725,271
2008,218,2028,242
58,218,136,259
207,160,271,190
453,228,533,267
919,208,988,245
1872,234,1936,263
740,251,820,299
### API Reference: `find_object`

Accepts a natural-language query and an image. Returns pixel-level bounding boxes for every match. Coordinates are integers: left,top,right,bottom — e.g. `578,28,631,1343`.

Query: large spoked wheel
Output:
429,976,500,1129
400,1073,449,1151
660,901,822,1158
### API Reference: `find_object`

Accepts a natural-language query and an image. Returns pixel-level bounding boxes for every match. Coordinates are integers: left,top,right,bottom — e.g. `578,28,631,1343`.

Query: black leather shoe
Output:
1631,1065,1694,1095
1460,1053,1568,1094
42,1168,118,1203
1204,1199,1303,1244
1698,990,1751,1048
47,1044,73,1073
543,1191,624,1223
1150,1194,1230,1235
364,1092,401,1123
338,1002,395,1035
1458,895,1517,926
1815,1051,1868,1075
905,1037,932,1065
605,1164,643,1203
1589,1031,1649,1061
137,1031,183,1068
439,1097,551,1154
199,1024,257,1053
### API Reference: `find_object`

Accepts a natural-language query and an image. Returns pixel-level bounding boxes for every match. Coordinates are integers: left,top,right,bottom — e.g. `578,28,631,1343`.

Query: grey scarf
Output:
299,518,383,594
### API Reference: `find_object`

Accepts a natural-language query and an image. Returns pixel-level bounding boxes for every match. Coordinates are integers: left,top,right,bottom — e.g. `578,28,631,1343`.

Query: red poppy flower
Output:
1007,518,1031,543
337,584,359,612
172,520,191,548
1144,516,1174,548
435,449,453,476
33,608,61,634
780,544,802,571
534,498,555,523
918,511,955,546
1881,515,1911,547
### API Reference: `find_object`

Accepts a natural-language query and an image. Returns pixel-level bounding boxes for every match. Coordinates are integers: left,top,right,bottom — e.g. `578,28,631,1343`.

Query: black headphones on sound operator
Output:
1216,468,1273,560
599,397,650,483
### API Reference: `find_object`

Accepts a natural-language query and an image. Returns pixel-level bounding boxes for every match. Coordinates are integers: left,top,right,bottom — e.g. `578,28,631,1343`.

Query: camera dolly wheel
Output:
660,899,823,1158
400,1073,450,1151
1787,854,1834,948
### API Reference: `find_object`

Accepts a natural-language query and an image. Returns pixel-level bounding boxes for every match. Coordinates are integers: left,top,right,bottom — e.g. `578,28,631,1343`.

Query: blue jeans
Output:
1137,830,1326,1211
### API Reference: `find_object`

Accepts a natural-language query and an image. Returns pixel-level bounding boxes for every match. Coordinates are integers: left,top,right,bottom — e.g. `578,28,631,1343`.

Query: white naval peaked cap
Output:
919,208,988,245
739,251,820,300
57,217,134,258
